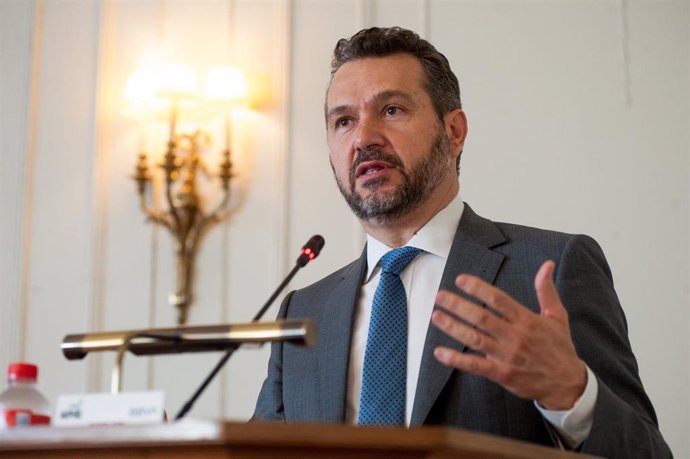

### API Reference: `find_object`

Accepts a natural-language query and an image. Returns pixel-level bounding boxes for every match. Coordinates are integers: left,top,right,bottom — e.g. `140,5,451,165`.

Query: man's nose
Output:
354,116,386,151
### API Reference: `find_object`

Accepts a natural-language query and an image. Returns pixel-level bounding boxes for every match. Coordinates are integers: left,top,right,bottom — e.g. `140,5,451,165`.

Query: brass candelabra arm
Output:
200,148,233,228
161,140,182,231
201,190,230,227
133,152,174,230
136,192,174,229
133,152,150,194
218,148,233,189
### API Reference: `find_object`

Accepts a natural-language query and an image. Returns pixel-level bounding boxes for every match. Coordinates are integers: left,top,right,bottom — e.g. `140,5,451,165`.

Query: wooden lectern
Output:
0,420,596,458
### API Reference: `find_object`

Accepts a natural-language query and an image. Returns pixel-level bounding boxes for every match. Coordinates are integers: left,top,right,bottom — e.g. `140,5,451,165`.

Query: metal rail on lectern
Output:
61,319,315,393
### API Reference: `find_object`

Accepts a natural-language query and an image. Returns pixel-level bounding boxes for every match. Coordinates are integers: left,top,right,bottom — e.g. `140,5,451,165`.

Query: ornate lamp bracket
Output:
134,132,234,325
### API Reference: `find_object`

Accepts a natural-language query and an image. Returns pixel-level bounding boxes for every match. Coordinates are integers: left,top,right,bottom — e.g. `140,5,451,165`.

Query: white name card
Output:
53,391,165,427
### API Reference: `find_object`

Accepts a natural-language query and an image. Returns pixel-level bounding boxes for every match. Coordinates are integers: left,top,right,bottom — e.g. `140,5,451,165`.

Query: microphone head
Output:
297,235,325,267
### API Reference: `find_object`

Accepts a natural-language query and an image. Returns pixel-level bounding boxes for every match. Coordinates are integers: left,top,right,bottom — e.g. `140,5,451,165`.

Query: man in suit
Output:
254,27,671,457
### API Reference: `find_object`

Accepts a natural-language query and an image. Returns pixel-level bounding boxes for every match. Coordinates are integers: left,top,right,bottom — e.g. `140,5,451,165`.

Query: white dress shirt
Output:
345,192,597,448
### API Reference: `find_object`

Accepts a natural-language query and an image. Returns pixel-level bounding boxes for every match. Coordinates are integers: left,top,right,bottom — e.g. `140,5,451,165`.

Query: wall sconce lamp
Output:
127,64,249,325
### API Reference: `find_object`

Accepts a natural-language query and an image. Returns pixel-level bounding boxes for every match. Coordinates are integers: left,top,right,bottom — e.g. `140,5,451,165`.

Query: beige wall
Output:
1,0,687,455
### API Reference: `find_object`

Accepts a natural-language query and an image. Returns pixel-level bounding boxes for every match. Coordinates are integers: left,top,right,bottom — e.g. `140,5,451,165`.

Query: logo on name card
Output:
59,400,83,419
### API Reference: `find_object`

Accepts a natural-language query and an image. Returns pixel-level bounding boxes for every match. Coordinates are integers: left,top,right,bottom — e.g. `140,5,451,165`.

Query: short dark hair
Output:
330,26,462,120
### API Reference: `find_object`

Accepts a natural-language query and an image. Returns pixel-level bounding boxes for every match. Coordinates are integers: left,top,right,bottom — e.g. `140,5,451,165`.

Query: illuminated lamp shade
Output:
206,66,248,102
157,64,198,99
125,70,157,102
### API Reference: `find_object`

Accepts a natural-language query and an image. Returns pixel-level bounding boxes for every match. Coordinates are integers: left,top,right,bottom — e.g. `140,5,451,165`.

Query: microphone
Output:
174,235,325,420
250,234,324,322
297,234,325,267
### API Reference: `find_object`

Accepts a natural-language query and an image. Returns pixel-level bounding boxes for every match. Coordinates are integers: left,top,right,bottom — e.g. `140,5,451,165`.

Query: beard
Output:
332,127,454,224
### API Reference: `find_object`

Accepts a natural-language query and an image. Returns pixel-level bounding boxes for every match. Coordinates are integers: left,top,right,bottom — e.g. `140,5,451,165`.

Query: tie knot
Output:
380,246,423,276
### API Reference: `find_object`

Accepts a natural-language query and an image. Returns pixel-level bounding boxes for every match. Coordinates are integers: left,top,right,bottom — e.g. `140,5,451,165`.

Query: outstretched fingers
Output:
452,275,524,323
432,281,523,361
433,345,501,381
431,308,500,357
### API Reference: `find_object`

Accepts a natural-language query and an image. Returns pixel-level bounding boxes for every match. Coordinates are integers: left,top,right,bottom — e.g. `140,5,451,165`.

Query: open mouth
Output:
354,161,396,179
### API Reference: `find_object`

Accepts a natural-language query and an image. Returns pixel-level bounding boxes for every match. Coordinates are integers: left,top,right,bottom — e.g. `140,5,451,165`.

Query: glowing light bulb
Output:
206,66,248,102
158,64,198,99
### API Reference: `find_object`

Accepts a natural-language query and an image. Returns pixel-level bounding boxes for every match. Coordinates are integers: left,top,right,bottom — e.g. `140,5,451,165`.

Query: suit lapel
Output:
410,204,506,426
317,249,367,422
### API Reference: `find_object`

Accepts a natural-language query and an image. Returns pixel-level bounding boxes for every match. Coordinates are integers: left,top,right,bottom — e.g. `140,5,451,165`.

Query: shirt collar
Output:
364,193,465,284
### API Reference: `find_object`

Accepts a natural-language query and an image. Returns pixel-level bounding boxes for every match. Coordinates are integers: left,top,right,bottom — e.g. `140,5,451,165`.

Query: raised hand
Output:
431,260,587,410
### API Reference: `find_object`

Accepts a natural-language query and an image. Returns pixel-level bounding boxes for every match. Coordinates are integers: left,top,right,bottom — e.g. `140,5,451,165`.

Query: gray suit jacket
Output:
254,204,671,458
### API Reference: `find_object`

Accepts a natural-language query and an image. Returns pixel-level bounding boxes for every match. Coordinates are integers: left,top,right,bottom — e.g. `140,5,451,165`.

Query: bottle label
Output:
1,409,51,427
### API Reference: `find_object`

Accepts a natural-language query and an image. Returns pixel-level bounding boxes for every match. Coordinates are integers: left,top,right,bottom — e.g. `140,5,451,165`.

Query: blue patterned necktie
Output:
358,246,423,426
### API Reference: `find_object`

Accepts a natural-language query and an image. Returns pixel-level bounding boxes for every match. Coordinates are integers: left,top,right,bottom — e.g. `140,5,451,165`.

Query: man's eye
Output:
336,118,351,128
385,106,402,116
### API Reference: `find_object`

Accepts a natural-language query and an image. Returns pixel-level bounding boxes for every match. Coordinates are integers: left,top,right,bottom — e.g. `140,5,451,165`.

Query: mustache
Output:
349,149,405,180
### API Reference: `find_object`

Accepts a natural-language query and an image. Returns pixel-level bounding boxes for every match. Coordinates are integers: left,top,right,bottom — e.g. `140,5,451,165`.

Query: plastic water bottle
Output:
0,362,51,428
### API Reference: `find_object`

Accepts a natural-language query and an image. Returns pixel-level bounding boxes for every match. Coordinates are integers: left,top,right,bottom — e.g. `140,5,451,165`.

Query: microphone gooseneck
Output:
174,235,325,421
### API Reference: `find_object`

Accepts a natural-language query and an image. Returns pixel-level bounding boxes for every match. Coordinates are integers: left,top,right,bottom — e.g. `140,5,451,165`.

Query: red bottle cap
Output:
7,362,38,382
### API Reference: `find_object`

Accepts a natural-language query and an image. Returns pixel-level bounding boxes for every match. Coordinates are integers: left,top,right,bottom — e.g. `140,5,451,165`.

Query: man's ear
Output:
445,109,468,158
